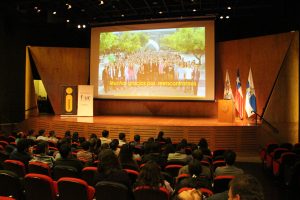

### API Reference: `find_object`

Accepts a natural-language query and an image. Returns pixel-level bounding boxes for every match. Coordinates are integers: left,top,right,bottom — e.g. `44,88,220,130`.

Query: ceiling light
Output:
219,16,224,19
226,15,230,19
52,11,56,15
34,6,38,10
121,14,125,17
227,6,231,10
159,11,163,14
66,19,70,23
99,0,104,5
77,25,81,29
66,3,72,10
37,9,41,13
193,9,196,12
83,24,86,28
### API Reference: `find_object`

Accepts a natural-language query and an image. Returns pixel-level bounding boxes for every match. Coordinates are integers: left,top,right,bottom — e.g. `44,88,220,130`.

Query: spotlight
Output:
226,15,230,19
99,0,104,5
219,16,224,19
159,11,163,14
121,14,125,17
227,6,231,10
53,11,56,15
82,24,86,28
37,9,41,13
77,25,81,29
193,9,196,12
66,19,70,23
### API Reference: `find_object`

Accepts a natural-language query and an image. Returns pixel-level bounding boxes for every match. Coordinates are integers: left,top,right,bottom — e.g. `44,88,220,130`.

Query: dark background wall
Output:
0,18,90,124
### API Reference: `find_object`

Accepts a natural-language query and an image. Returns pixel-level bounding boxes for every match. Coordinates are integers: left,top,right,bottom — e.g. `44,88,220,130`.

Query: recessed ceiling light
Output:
159,11,163,14
83,24,86,28
226,15,230,19
193,9,196,12
66,19,70,23
66,3,72,10
121,14,125,17
227,6,231,10
52,11,56,15
77,25,81,29
219,16,224,19
34,6,38,10
99,0,104,5
37,9,41,13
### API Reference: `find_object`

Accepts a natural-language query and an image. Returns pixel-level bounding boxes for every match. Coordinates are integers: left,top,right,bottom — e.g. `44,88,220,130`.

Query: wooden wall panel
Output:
29,47,89,114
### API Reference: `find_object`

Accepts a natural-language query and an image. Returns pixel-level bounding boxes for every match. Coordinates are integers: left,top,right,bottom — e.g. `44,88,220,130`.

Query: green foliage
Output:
160,27,205,56
99,31,149,54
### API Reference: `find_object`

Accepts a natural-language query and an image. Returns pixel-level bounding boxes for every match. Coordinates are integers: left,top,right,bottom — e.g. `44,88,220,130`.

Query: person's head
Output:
72,132,79,142
28,129,35,136
157,131,164,139
81,141,90,151
134,134,140,143
176,142,187,151
137,161,163,187
119,132,126,141
228,174,264,200
102,130,109,138
177,189,202,200
119,144,133,163
224,150,236,166
98,149,121,173
198,138,208,149
110,139,119,150
49,130,56,137
38,129,46,136
59,143,71,159
35,141,49,154
64,130,71,138
89,133,97,140
188,160,202,177
192,149,203,161
16,138,30,152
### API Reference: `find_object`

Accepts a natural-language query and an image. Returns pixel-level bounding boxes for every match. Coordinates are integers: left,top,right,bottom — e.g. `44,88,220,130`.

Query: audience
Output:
48,130,58,144
77,141,93,163
36,129,48,141
118,132,127,146
119,144,139,171
155,131,167,143
110,139,120,156
214,150,244,177
167,142,192,164
26,129,36,141
198,138,211,157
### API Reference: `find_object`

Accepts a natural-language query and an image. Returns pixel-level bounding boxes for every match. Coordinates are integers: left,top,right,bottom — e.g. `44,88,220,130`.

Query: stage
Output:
20,115,261,156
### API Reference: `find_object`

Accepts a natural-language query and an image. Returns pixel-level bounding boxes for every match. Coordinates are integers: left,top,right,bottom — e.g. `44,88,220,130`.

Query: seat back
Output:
212,160,226,172
3,160,26,177
123,169,139,185
176,173,190,184
95,181,129,200
28,161,51,176
24,173,57,200
58,177,94,200
213,175,234,193
134,186,169,200
164,164,183,178
82,166,98,186
53,165,79,180
0,170,23,199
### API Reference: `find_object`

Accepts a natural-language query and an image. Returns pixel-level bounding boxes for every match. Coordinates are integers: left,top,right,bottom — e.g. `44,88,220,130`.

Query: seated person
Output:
77,141,93,163
119,144,139,171
9,138,32,166
167,142,192,164
30,141,54,168
94,149,131,188
100,130,111,144
135,161,173,194
178,149,211,180
118,132,127,147
228,174,264,200
36,129,48,141
54,143,83,173
214,150,243,177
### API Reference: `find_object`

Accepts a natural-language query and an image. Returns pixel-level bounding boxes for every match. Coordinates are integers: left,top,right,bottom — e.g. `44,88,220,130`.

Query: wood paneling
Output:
29,47,89,114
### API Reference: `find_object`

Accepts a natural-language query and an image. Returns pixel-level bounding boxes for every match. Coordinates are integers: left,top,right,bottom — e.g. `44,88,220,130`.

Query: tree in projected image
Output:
160,27,205,62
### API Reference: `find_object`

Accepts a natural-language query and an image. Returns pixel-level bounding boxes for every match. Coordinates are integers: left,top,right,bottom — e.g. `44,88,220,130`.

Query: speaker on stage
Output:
218,99,235,122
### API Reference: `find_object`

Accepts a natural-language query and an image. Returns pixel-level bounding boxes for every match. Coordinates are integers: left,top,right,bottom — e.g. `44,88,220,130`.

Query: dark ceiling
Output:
0,0,299,41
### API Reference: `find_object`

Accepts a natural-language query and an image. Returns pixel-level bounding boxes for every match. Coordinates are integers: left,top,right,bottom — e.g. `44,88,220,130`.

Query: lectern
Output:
218,99,235,122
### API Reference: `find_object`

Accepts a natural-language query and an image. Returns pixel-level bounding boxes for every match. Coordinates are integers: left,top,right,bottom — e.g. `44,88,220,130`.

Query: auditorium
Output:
0,0,299,200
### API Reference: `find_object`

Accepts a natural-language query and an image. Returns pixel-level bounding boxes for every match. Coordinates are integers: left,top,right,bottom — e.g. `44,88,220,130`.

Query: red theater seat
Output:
95,181,129,200
81,166,98,186
3,160,26,177
213,175,234,193
134,186,170,200
28,161,52,176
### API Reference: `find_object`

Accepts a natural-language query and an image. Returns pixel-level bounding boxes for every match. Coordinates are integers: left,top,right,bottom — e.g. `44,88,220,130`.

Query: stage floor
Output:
21,115,260,156
55,115,259,127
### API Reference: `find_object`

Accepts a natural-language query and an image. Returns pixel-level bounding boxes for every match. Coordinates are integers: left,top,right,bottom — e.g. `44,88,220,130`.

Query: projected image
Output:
98,27,206,98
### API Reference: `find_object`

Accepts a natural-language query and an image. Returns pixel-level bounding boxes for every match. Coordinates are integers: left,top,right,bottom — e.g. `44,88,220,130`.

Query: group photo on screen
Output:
97,27,206,98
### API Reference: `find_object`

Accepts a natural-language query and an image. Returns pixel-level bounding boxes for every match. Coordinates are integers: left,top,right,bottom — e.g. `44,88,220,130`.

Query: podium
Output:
218,99,235,122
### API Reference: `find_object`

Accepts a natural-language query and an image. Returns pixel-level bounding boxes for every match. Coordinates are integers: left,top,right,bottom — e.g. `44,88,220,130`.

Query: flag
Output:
235,69,243,119
224,70,233,100
245,68,257,117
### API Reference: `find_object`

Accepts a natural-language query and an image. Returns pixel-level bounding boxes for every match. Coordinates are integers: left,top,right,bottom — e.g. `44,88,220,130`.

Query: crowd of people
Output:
101,50,202,95
0,129,264,200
